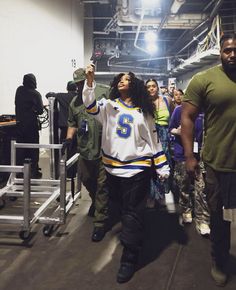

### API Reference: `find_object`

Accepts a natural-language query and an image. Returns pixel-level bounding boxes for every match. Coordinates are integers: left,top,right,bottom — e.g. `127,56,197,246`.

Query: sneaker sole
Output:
211,269,227,287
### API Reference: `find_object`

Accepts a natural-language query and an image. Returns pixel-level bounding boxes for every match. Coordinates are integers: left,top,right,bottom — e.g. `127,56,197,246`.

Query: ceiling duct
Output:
171,0,186,14
115,0,207,29
116,0,163,25
82,0,109,3
116,13,208,29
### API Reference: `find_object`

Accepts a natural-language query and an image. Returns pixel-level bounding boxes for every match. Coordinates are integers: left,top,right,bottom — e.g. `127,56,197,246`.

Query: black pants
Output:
106,169,150,250
59,127,67,143
16,126,40,174
205,165,231,266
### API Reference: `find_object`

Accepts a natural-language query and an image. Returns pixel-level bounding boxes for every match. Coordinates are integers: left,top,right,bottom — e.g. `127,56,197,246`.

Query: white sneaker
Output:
165,191,176,213
165,191,175,204
182,212,192,223
196,223,210,236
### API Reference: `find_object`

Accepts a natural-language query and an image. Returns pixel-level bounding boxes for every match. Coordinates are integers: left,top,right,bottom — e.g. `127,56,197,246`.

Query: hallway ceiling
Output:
83,0,236,80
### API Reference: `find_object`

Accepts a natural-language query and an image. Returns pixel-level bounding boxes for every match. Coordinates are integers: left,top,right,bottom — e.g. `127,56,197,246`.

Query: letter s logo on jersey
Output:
116,114,133,138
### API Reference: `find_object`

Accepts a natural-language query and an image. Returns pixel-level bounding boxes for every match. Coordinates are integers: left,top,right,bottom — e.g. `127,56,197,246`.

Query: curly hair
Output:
109,72,155,117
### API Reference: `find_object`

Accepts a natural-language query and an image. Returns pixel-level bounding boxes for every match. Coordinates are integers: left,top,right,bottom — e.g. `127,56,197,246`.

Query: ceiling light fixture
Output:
146,43,157,54
144,30,158,55
141,0,159,9
144,31,157,42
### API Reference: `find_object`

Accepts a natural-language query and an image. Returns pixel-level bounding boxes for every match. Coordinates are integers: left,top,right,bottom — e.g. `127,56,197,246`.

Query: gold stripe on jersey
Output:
102,155,152,169
85,100,99,114
115,99,140,111
153,154,167,166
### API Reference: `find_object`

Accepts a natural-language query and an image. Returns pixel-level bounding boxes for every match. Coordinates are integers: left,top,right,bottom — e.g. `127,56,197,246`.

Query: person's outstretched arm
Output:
181,101,199,177
82,64,107,124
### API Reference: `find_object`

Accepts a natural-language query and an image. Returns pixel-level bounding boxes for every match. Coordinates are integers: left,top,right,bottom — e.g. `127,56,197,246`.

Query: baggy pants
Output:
174,160,210,225
79,156,108,227
106,169,150,251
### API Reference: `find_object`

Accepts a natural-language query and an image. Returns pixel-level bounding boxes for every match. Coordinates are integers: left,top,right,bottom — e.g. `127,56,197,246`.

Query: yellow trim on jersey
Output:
86,106,98,114
116,99,140,111
102,156,152,168
153,154,167,166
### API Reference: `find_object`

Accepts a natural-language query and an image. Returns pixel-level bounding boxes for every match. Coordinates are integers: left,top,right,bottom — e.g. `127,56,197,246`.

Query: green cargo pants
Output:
79,156,108,227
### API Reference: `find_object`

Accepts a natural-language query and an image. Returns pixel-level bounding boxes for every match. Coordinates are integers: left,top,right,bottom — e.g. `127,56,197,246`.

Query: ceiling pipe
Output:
121,0,129,16
106,60,168,74
84,17,112,19
203,0,216,12
95,71,168,77
102,1,208,31
170,0,186,14
82,0,109,3
113,53,188,65
176,27,208,55
116,13,207,27
170,0,224,55
156,14,168,34
133,10,147,54
103,12,119,33
192,0,224,34
120,0,186,20
209,0,224,19
93,31,110,34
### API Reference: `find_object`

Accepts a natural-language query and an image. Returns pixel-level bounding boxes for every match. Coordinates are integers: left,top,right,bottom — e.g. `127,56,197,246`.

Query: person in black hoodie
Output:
46,81,78,179
15,73,44,178
53,81,77,142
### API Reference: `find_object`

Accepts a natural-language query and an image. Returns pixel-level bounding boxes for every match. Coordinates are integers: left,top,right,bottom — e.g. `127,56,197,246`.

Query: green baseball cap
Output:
73,68,86,83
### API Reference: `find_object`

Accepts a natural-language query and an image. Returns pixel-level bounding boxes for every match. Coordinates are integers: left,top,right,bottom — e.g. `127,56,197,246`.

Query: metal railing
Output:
0,140,80,240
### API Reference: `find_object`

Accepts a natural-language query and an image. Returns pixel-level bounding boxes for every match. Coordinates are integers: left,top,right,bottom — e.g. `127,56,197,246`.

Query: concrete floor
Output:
0,153,236,290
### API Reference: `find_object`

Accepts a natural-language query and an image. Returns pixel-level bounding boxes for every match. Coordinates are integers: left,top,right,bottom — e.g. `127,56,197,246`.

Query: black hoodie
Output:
15,73,44,131
23,73,37,89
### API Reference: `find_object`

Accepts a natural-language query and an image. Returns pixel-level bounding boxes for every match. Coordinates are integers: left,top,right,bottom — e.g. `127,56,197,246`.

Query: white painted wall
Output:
0,0,84,115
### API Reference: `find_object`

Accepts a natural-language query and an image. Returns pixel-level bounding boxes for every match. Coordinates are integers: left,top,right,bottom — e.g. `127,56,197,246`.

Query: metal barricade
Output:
0,160,31,239
0,140,80,239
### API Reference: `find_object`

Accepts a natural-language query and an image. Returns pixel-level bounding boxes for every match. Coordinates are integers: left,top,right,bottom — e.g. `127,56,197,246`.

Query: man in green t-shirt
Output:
64,68,109,242
181,33,236,287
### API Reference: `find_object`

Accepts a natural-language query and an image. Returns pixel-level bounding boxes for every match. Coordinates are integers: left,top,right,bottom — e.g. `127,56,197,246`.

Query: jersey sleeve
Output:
144,115,170,177
82,80,107,124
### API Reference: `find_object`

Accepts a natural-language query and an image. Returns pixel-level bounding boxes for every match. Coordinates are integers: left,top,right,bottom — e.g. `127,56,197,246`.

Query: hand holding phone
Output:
85,64,95,87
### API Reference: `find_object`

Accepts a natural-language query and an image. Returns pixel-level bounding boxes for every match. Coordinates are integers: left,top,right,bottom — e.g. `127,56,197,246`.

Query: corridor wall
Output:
0,0,84,115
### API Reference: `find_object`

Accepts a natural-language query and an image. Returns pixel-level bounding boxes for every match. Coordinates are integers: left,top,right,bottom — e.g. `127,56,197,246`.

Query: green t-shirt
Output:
184,64,236,172
68,83,109,160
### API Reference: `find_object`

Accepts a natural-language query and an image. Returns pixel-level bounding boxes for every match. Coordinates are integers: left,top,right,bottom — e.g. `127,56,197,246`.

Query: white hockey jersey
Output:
83,81,170,178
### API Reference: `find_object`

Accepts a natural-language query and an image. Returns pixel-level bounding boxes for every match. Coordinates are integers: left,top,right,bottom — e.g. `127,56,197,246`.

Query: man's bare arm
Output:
66,127,77,139
181,102,199,157
181,102,199,176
